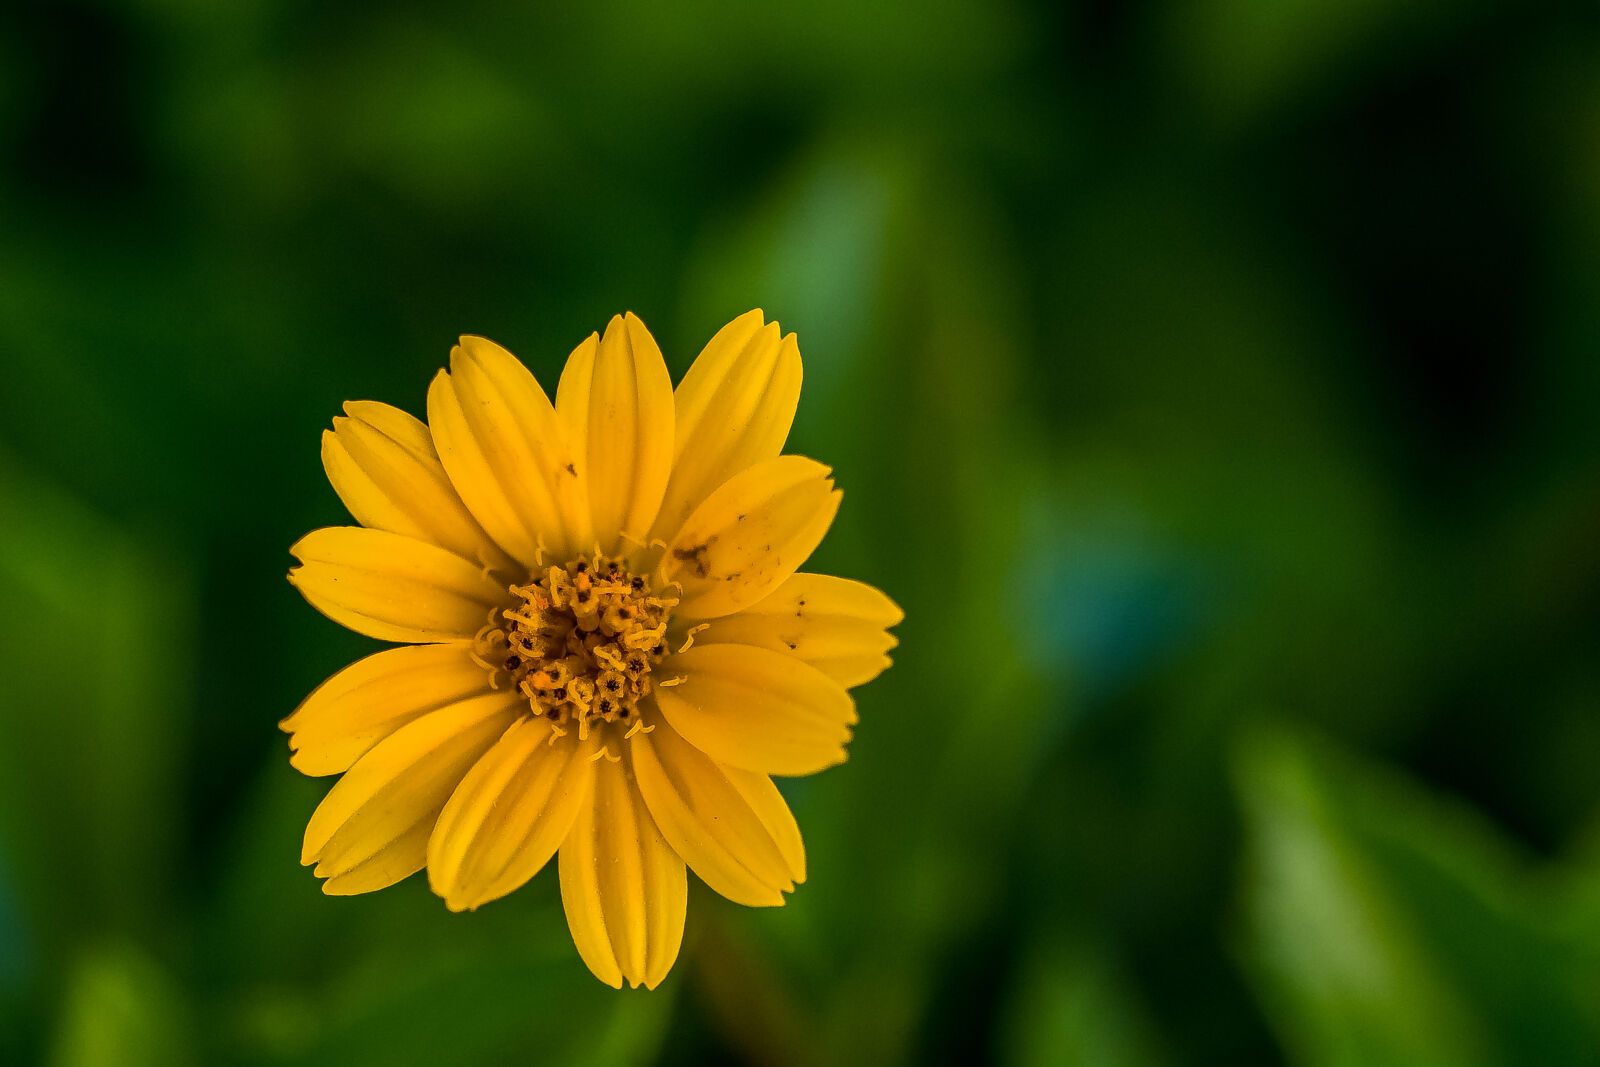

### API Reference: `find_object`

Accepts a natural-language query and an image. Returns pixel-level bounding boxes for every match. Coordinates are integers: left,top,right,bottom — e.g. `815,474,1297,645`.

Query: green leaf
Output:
995,933,1167,1067
0,452,194,952
48,945,195,1067
1233,724,1600,1066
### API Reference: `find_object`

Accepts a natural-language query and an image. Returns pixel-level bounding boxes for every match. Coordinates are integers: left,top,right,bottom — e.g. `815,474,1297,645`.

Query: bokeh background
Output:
3,1,1599,1064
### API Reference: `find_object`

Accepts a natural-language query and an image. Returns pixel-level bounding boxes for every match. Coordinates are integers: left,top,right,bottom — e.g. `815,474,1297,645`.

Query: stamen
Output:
473,548,498,583
477,553,679,742
676,623,710,654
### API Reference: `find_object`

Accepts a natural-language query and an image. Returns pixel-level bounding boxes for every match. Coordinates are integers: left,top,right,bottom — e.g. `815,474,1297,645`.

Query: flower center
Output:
473,554,677,740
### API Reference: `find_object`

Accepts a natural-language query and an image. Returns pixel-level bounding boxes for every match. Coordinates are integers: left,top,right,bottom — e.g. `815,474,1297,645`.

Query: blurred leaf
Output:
0,451,193,953
679,132,900,397
273,938,674,1067
48,944,194,1067
305,21,563,214
995,932,1167,1067
1233,724,1600,1066
1163,0,1491,127
691,916,809,1067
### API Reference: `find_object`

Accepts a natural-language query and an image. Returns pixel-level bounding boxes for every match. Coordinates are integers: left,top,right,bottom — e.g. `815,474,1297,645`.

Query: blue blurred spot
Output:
1020,503,1214,706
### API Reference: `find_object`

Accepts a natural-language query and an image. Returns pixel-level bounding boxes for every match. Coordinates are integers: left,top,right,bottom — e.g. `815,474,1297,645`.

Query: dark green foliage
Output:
0,0,1596,1062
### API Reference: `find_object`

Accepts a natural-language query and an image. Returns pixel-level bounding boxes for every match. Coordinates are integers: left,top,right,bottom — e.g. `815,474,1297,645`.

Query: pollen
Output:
472,553,677,739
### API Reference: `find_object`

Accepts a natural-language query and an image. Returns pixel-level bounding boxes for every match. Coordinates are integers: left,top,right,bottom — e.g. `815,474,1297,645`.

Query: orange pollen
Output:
473,554,676,739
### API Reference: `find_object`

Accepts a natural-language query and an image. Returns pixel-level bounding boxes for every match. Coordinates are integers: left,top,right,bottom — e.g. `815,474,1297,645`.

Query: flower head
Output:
283,311,901,988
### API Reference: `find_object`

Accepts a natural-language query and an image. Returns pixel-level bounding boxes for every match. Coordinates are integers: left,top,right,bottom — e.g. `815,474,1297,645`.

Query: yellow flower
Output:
282,311,901,988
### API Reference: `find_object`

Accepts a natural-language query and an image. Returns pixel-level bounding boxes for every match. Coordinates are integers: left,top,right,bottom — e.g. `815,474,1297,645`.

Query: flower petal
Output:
427,336,590,566
555,313,675,554
652,644,856,777
633,717,804,907
301,691,522,894
650,311,802,544
318,818,436,896
280,643,492,776
289,527,507,643
663,455,841,620
730,757,806,885
428,719,595,912
697,573,903,688
558,755,686,989
322,402,517,578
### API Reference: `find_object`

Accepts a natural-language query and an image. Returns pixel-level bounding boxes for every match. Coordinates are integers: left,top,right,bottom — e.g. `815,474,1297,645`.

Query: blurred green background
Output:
2,0,1599,1063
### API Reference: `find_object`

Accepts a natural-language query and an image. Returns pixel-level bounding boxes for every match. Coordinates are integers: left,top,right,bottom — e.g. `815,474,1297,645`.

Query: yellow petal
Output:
555,313,675,554
321,400,515,574
427,336,590,566
664,455,841,620
652,644,855,777
650,311,802,544
558,756,686,989
633,717,804,907
321,818,435,896
428,719,594,911
301,691,522,894
288,527,507,643
697,573,902,688
728,756,806,885
799,653,894,689
281,643,492,776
